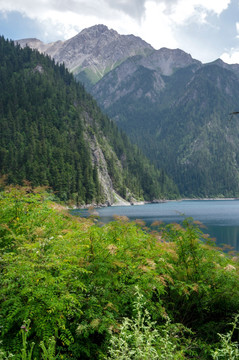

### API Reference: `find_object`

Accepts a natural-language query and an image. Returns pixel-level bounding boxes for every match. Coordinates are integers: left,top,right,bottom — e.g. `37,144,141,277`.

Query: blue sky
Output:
0,0,239,63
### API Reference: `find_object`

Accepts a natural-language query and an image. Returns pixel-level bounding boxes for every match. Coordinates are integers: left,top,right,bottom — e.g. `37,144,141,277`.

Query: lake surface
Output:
72,200,239,252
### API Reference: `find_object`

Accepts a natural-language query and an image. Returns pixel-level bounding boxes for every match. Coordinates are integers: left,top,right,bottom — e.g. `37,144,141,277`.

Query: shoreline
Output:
71,197,239,210
180,197,239,201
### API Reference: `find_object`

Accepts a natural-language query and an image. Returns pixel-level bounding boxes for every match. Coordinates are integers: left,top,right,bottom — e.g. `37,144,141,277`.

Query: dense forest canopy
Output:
0,36,179,204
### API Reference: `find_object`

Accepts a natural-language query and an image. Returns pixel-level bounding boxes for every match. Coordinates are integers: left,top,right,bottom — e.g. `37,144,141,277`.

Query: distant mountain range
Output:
16,25,239,197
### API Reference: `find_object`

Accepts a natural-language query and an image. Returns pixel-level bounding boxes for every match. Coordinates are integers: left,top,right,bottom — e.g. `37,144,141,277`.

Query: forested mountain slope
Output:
17,24,239,197
0,37,178,204
92,59,239,197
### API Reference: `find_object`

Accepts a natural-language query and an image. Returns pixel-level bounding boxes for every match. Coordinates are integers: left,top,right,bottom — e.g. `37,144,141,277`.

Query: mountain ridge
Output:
16,24,153,87
16,24,239,85
15,24,239,197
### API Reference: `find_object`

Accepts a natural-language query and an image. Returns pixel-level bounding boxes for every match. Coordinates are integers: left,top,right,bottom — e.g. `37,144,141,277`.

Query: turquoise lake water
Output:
72,200,239,252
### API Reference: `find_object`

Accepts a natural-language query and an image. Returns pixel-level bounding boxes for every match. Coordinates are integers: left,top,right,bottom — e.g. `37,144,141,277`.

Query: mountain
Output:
91,48,201,107
16,24,153,89
92,57,239,197
16,25,239,197
0,36,179,205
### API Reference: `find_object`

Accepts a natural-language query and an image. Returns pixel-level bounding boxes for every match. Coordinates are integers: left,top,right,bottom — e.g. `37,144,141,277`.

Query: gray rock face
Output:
16,25,201,106
86,131,115,205
16,27,202,108
16,26,199,82
139,47,200,76
15,38,63,57
16,24,153,84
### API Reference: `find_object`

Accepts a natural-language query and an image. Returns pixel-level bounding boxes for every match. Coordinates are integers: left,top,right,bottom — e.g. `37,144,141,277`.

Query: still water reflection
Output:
72,200,239,252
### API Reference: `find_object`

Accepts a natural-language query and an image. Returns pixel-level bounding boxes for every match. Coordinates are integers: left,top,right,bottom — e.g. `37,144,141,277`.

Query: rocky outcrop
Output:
86,130,115,205
83,112,130,206
139,47,201,76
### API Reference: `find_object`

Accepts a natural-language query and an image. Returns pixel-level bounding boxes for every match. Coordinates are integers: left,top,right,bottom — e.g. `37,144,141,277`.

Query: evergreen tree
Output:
0,36,179,203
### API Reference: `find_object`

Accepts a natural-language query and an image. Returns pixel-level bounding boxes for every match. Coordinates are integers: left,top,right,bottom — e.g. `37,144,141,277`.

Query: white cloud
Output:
221,49,239,64
0,0,236,62
191,0,230,15
236,22,239,38
220,19,239,64
135,0,231,52
38,8,140,42
162,0,230,25
0,0,143,41
137,1,178,49
0,0,231,26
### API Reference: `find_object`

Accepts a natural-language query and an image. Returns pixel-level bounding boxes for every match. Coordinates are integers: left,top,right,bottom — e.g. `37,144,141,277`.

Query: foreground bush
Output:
107,286,185,360
0,186,239,358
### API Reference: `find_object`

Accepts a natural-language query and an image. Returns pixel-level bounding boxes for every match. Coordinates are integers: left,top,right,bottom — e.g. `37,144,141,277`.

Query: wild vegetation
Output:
0,36,178,205
1,34,239,359
0,185,239,359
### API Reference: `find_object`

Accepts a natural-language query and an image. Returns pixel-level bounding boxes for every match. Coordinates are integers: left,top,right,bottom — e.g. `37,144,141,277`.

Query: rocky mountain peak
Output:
69,24,119,46
16,24,200,86
206,58,239,78
16,24,154,86
78,24,117,38
81,24,109,34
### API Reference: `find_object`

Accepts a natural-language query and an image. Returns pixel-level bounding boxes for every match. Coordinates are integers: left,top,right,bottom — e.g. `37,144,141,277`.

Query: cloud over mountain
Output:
0,0,238,63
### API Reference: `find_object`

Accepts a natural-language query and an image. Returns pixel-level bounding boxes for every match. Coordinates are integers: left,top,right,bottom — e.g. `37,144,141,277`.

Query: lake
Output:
72,200,239,252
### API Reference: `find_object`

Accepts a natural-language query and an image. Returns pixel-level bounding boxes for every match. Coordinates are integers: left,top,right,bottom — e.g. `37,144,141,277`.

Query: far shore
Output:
180,197,239,201
70,197,239,210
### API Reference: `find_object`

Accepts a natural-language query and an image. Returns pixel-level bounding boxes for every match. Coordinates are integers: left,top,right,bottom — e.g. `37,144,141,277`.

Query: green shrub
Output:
211,314,239,360
107,287,185,360
162,219,239,341
1,187,239,359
